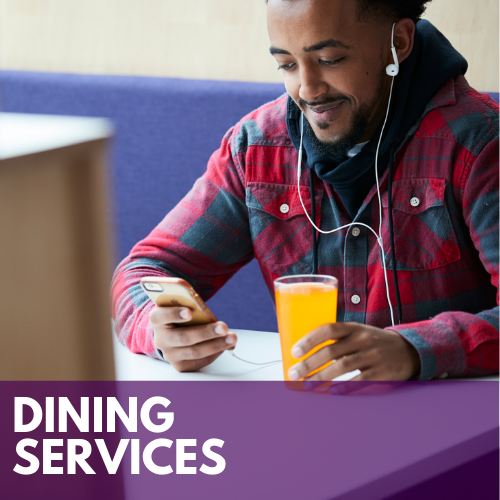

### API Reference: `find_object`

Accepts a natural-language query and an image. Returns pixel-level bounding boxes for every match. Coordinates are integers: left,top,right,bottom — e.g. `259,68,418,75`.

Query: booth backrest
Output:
0,71,498,332
0,71,285,331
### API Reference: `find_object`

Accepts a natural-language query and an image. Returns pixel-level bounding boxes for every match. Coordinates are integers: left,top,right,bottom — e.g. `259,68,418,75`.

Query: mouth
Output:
307,100,346,124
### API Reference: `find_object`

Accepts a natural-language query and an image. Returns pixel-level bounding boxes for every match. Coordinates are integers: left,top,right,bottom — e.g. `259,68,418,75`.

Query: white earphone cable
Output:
374,77,396,327
297,116,383,244
296,71,396,327
229,350,282,366
231,24,399,368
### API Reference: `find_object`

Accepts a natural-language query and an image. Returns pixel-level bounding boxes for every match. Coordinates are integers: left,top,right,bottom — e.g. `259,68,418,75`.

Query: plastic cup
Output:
274,275,338,381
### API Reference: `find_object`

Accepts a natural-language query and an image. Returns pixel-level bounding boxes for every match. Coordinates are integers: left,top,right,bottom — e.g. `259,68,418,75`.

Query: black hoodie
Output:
286,20,468,219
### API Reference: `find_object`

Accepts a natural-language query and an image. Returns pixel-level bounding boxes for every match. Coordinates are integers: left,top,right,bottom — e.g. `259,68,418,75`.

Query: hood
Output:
287,20,468,218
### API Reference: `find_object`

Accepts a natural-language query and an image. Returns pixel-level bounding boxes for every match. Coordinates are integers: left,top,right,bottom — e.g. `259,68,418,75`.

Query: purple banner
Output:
1,381,498,500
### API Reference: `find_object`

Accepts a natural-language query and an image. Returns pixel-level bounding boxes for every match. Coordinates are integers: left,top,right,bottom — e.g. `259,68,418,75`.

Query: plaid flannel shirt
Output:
112,76,499,380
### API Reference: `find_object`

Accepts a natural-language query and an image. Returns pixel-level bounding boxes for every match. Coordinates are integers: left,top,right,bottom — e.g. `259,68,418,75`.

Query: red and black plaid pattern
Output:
112,76,499,380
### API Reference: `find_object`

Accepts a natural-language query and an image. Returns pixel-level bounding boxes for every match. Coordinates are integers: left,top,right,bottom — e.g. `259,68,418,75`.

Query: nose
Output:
298,64,329,104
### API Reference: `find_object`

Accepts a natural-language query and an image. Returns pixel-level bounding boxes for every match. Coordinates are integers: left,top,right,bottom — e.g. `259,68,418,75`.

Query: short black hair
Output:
265,0,433,25
357,0,433,24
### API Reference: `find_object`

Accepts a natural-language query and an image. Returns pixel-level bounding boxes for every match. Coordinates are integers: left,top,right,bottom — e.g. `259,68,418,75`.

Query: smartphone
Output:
140,277,217,327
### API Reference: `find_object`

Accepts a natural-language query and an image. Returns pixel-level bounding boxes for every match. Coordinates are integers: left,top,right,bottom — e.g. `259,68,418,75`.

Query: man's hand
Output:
288,323,421,381
149,306,236,372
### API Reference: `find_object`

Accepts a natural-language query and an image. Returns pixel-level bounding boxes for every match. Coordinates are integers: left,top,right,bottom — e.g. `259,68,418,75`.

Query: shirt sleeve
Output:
111,126,253,358
387,136,499,380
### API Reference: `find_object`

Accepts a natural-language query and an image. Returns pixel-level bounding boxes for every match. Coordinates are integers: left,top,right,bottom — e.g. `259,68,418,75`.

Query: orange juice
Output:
275,278,338,381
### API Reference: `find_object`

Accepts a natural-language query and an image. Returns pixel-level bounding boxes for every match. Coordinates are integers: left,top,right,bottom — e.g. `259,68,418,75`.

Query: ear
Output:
393,18,415,65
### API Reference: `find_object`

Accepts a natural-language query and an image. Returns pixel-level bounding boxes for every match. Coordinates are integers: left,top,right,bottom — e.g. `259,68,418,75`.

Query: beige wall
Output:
0,0,498,91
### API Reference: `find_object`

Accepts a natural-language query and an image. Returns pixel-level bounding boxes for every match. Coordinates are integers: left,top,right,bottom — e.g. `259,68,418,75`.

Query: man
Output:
112,0,499,381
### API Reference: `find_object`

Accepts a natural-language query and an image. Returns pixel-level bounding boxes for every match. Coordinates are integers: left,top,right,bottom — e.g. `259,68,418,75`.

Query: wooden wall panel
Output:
424,0,499,92
0,139,115,380
0,1,497,89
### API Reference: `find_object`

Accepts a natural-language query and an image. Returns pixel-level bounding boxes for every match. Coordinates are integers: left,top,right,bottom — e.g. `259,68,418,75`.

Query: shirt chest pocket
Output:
246,182,323,275
381,178,461,271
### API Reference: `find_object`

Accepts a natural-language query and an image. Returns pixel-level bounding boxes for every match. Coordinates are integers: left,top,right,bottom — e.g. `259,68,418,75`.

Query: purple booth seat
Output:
0,71,498,332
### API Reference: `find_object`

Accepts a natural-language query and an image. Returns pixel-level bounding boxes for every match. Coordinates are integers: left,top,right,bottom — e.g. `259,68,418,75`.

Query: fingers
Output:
165,321,230,347
291,322,361,359
156,333,237,372
296,352,412,383
150,305,232,347
149,305,237,372
288,339,359,380
173,352,225,373
149,306,194,327
289,349,370,381
302,353,370,381
163,333,237,364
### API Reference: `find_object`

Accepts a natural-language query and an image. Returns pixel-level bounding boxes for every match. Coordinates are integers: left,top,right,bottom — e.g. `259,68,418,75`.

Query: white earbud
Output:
386,23,399,76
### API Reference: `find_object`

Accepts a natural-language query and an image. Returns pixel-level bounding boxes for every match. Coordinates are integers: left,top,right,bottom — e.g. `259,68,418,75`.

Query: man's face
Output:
267,0,393,152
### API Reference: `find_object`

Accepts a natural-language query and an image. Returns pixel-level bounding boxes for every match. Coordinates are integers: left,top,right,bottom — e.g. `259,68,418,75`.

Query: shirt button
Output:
410,197,420,207
352,227,361,237
439,372,449,379
351,294,361,305
280,203,290,214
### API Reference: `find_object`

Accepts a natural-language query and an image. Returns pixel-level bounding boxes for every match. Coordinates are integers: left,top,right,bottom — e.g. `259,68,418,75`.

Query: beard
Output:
301,69,387,159
303,108,368,158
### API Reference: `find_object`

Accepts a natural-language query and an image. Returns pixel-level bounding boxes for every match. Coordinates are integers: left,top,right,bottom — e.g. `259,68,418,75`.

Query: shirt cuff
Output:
385,318,464,380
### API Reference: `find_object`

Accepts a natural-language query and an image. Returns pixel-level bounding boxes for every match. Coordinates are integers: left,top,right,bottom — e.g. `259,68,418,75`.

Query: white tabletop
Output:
112,328,499,382
0,112,112,159
113,328,285,381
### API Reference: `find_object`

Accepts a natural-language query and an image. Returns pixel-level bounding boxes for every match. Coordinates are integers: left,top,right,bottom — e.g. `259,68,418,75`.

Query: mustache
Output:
299,96,351,107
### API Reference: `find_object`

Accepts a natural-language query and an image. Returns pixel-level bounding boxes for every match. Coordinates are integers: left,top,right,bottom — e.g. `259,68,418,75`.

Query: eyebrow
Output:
269,38,350,56
304,39,350,52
